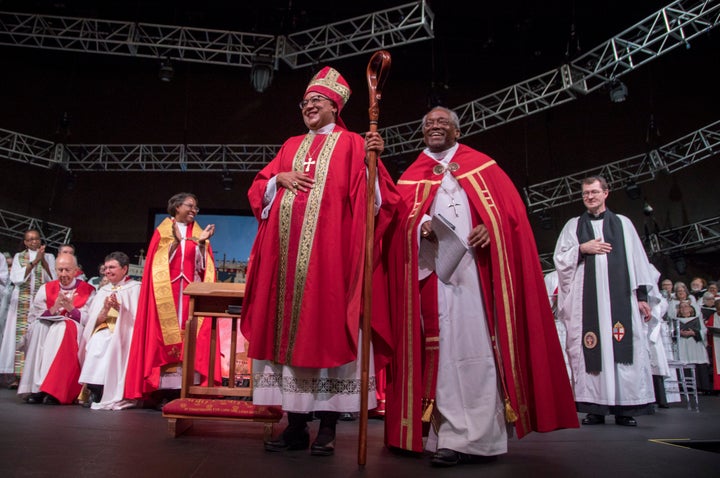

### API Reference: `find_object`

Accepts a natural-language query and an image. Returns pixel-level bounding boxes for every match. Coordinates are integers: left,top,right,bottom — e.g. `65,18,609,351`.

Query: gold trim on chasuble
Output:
274,132,340,363
152,218,216,354
397,179,435,448
460,165,529,429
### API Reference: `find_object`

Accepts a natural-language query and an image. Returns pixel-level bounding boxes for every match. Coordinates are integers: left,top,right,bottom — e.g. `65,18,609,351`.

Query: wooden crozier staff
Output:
359,49,391,466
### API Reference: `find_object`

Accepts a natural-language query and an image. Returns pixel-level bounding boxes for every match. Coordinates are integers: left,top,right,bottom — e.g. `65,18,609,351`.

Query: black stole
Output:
577,209,633,374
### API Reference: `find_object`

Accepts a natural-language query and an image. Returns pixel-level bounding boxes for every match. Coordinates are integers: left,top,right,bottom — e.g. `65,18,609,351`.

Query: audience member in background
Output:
667,282,697,319
124,193,217,408
689,277,707,301
79,251,141,410
87,264,106,290
0,230,56,389
675,301,711,392
700,292,717,321
17,254,95,404
660,279,674,301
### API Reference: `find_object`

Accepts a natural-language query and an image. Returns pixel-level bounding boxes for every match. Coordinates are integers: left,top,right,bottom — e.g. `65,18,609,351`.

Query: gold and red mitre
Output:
305,66,352,128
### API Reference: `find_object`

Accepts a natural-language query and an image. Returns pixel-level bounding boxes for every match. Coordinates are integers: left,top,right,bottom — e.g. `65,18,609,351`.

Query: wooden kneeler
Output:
162,282,282,438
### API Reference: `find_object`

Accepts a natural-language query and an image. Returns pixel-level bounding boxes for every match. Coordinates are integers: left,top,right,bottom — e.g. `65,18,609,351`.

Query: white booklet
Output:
426,213,469,283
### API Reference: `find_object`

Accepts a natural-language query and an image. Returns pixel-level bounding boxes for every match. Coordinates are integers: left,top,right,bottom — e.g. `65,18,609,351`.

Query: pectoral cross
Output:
303,156,316,172
448,198,461,217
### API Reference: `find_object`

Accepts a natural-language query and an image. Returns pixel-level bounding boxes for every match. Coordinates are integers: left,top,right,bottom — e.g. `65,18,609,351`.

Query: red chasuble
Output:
40,280,95,404
385,145,579,452
124,218,217,399
242,126,398,370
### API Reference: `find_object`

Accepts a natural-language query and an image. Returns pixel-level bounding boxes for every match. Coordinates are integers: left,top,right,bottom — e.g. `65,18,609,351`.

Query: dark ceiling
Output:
1,0,718,277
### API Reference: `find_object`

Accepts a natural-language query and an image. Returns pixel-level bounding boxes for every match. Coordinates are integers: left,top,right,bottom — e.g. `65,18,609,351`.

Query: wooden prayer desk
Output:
162,282,282,437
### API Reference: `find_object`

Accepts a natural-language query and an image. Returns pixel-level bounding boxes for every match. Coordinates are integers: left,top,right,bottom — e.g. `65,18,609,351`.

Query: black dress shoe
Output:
614,416,637,427
43,394,60,405
25,392,46,404
581,414,606,425
310,439,335,456
430,448,497,467
264,426,310,452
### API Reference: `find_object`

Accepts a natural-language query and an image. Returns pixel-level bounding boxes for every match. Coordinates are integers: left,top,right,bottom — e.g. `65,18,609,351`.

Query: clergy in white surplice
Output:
0,230,56,387
554,175,662,427
18,253,94,404
79,251,141,410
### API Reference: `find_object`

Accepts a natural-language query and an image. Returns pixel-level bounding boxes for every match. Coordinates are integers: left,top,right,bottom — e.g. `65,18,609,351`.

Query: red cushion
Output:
162,398,283,420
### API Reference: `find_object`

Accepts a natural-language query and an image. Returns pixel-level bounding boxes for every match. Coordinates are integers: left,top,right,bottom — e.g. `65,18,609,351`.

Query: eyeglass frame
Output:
181,203,200,212
299,95,331,110
581,189,606,198
422,118,454,129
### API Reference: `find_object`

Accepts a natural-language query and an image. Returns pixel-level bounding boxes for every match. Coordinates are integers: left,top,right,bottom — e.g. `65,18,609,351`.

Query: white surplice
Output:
79,277,141,410
554,214,659,408
676,314,710,365
419,145,507,457
17,280,94,395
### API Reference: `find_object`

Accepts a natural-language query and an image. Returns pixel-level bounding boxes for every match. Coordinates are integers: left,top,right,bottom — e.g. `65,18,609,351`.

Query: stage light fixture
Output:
222,173,233,191
250,56,274,93
642,201,654,217
625,180,641,200
159,58,174,82
608,80,628,103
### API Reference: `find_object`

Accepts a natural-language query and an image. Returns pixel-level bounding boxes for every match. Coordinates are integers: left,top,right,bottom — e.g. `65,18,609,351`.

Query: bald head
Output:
56,253,78,286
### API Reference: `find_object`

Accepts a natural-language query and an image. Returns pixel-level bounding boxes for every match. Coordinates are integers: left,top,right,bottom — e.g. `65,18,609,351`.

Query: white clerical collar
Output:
424,143,459,164
60,278,78,290
309,123,336,135
110,275,130,288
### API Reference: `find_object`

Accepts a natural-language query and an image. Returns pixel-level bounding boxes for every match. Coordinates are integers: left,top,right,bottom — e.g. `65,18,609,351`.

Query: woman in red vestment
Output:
124,193,217,405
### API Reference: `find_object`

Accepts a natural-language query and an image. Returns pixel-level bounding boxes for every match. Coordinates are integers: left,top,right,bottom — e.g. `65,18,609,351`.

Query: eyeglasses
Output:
182,203,200,212
299,95,330,110
25,237,41,242
423,118,453,128
581,189,605,198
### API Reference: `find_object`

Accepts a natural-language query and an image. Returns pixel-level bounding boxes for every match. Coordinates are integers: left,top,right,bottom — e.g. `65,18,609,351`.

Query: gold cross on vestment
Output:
303,156,316,172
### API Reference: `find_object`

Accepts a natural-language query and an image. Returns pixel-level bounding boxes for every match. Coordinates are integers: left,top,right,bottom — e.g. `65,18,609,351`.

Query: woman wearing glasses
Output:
242,66,400,456
124,193,217,407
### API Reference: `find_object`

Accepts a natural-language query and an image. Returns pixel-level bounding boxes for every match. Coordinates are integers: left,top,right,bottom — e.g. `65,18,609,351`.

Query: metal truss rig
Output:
0,1,434,70
1,0,717,170
537,215,720,272
0,208,72,249
381,0,720,157
0,129,283,172
523,119,720,214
